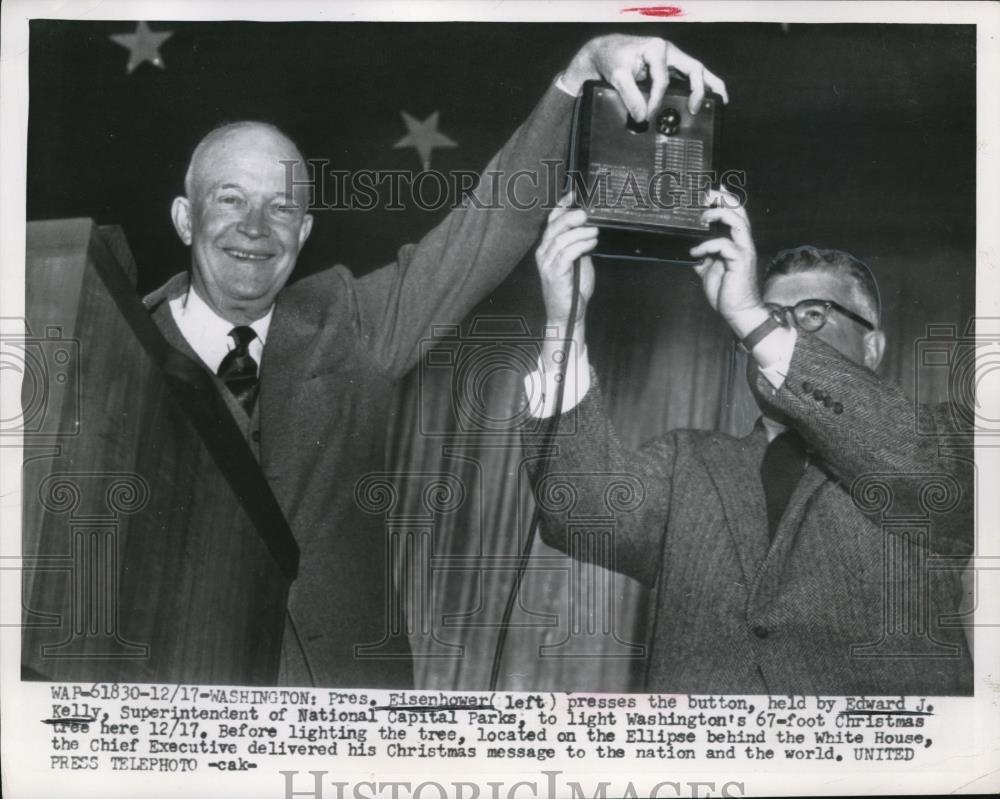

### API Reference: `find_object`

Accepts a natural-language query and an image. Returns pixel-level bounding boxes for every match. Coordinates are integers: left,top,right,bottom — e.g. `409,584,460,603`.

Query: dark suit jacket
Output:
144,82,574,688
527,332,973,695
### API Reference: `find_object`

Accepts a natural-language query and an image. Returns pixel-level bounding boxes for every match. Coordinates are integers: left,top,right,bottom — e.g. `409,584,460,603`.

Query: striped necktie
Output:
216,326,259,415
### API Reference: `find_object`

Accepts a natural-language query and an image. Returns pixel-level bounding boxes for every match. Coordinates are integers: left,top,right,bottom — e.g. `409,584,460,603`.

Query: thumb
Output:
692,258,711,278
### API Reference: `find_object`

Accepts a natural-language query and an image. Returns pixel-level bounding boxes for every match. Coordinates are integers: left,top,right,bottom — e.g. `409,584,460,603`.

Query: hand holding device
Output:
535,192,597,328
570,73,725,262
561,34,728,121
690,187,767,339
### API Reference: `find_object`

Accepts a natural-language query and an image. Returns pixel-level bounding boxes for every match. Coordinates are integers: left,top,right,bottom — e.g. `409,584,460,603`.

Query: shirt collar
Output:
178,287,273,346
761,414,787,443
168,287,273,374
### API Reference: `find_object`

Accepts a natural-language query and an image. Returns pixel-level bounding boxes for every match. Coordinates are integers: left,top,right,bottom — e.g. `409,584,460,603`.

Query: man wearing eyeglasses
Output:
525,188,973,695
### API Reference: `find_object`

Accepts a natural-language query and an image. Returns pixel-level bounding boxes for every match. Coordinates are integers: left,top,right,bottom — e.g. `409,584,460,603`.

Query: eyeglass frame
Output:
764,298,876,333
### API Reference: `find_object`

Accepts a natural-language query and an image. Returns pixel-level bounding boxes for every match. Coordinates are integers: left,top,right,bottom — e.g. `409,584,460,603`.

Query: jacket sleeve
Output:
752,331,973,556
522,370,677,587
355,81,575,379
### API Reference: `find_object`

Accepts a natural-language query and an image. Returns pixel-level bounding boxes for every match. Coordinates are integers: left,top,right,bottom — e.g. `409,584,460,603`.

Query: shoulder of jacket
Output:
141,271,189,311
278,263,356,310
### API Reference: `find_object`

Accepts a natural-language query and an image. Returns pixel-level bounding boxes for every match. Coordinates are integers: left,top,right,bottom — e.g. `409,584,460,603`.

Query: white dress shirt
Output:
168,288,272,374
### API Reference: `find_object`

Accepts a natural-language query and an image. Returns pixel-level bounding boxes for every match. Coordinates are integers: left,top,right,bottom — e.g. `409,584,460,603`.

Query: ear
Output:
298,213,314,249
863,329,886,371
171,196,193,246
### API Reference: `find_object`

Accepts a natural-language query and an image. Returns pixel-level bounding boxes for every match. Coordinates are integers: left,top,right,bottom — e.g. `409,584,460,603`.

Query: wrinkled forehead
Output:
763,270,863,314
190,127,309,196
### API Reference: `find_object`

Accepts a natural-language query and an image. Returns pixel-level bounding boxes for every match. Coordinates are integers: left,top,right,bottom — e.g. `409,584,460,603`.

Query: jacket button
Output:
833,402,844,415
251,430,261,442
802,381,813,393
823,396,834,407
812,389,824,401
752,625,770,639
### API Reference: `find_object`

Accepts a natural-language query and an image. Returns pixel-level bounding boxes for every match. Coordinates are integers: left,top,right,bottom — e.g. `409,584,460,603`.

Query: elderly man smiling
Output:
141,35,727,688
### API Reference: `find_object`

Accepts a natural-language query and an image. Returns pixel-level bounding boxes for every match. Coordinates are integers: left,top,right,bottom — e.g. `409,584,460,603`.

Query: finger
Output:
552,235,599,269
537,245,577,283
539,208,591,250
692,256,724,281
716,184,741,206
692,258,711,278
609,67,648,124
538,209,587,258
541,236,599,284
705,187,749,227
542,226,599,267
538,224,598,271
703,67,729,104
665,42,703,85
701,205,749,233
702,207,753,252
692,257,724,303
546,190,576,223
546,204,570,226
690,237,735,258
703,187,744,213
667,44,729,106
644,42,669,119
546,224,599,256
578,255,597,298
702,187,724,209
688,65,706,114
690,237,740,264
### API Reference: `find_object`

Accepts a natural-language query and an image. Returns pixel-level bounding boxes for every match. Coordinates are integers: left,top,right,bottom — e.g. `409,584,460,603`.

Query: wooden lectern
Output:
21,219,298,686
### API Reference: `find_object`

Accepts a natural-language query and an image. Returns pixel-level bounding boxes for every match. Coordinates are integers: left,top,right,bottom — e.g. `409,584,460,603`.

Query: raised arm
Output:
525,376,678,588
691,189,973,556
356,35,728,379
521,198,678,587
749,333,974,556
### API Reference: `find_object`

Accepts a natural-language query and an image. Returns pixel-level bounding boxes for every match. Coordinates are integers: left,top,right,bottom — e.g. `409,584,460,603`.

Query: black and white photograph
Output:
1,1,998,797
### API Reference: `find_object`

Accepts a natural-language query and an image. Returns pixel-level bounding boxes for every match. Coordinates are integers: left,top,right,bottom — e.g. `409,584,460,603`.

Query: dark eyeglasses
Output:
765,299,875,333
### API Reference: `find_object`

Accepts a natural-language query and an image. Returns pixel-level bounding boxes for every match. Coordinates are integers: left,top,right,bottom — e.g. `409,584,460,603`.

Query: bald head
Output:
171,120,314,325
184,121,307,198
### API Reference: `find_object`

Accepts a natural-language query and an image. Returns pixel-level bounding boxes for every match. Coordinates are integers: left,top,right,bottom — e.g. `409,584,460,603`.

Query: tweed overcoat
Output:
144,83,575,687
527,332,973,695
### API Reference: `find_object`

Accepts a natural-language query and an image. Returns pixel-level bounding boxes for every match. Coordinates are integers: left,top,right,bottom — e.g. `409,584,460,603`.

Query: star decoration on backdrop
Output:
393,111,457,171
109,22,174,74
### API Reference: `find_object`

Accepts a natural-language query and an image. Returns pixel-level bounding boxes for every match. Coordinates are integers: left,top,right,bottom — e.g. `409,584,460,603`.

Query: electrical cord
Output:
488,258,581,692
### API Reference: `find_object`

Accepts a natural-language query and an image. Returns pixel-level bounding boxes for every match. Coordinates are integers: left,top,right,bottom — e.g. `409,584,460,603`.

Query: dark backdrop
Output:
27,21,976,690
28,21,975,286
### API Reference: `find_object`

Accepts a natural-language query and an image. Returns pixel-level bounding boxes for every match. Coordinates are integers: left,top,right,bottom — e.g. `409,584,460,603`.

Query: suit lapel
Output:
149,298,199,361
257,278,337,465
697,423,771,594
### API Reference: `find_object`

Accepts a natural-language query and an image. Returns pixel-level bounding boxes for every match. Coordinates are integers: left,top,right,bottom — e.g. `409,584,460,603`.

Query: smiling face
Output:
171,124,313,324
